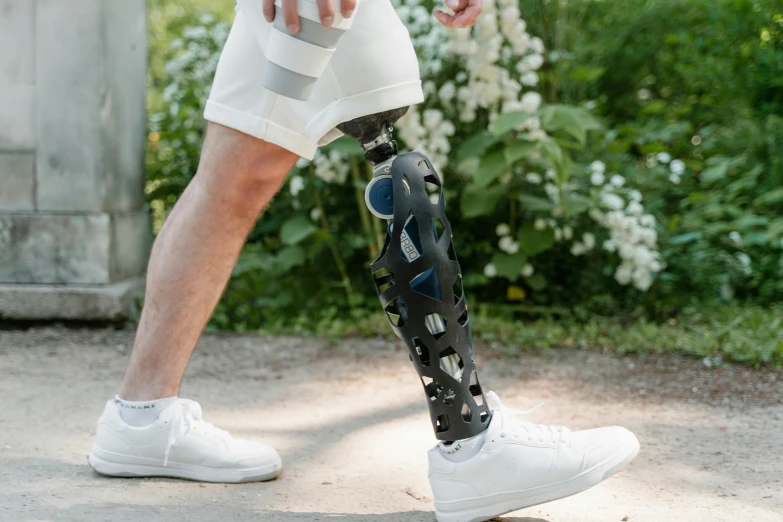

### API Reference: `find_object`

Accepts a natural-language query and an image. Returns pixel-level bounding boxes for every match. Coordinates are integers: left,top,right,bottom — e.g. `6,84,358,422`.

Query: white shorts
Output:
205,0,424,159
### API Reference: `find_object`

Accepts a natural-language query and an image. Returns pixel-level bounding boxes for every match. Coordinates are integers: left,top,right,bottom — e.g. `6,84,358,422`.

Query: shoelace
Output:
486,391,571,445
163,400,231,467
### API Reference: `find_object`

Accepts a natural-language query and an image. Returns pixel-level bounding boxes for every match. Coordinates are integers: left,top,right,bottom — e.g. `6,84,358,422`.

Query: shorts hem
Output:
305,80,424,145
204,100,318,159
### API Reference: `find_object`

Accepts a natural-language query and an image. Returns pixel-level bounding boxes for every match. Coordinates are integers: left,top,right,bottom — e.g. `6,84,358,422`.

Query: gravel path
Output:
0,327,781,522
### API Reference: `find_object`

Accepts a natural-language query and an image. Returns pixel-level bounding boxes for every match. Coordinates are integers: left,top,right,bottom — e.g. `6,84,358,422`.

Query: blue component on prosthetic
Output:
367,177,395,217
388,218,443,302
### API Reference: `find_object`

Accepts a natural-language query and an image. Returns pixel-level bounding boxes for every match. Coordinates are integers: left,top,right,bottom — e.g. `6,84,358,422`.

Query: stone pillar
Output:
0,0,150,320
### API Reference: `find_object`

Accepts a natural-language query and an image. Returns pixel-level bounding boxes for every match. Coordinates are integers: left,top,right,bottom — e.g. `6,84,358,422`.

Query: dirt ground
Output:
0,326,781,522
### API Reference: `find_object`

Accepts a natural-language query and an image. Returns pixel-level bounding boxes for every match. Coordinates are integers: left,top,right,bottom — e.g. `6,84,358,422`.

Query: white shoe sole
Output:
434,436,640,522
88,450,282,483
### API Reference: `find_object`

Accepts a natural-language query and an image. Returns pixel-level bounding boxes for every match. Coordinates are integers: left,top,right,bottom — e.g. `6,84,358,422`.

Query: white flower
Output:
530,37,545,54
610,174,625,187
563,226,573,240
628,189,643,202
669,173,681,185
528,129,547,142
519,91,543,113
507,241,520,254
484,263,498,278
656,152,672,164
640,228,657,247
591,171,605,185
736,252,752,272
310,207,321,221
590,160,606,174
571,242,586,256
626,200,644,217
603,239,617,252
554,228,563,241
496,223,511,237
670,159,686,175
583,233,596,250
534,218,547,231
640,214,656,228
521,264,534,277
619,243,635,260
296,158,311,169
632,269,653,291
544,183,559,202
438,82,456,103
520,71,539,86
633,245,654,268
615,263,633,285
522,54,544,71
422,109,444,131
289,175,305,197
499,236,516,253
729,231,742,245
429,193,441,204
525,172,542,184
601,193,624,210
637,88,652,101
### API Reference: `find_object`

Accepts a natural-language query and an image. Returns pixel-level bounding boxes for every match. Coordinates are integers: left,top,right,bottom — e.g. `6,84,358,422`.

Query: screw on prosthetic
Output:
338,110,492,441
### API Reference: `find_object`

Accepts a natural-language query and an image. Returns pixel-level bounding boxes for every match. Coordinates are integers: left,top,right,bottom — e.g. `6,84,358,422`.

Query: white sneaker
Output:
428,392,640,522
88,398,282,483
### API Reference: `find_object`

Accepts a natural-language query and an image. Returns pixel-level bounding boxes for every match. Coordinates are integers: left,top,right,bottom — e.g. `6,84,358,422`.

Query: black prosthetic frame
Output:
371,151,491,441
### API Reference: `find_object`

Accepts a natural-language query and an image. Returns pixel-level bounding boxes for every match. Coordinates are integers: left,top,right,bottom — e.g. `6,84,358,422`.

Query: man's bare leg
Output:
89,123,293,482
119,122,297,401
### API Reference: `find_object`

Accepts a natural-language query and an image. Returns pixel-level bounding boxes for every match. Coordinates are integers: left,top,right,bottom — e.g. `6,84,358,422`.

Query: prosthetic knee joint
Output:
337,110,491,441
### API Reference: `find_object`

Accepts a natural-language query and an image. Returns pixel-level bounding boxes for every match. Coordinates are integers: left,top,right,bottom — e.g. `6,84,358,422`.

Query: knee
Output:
197,123,299,215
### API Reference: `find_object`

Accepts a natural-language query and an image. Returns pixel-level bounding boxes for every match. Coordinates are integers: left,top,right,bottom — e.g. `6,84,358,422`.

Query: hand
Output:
263,0,357,33
434,0,483,28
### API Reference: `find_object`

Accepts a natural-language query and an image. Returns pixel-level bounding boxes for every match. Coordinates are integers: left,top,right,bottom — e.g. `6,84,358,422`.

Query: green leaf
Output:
517,222,556,256
517,194,555,212
325,135,364,156
491,111,536,136
539,104,601,146
461,183,507,218
275,246,306,272
669,232,702,245
456,132,500,162
526,273,547,291
504,141,537,164
472,147,508,187
569,67,605,83
754,187,783,206
539,139,571,184
280,215,317,245
491,251,528,280
560,193,591,217
700,161,729,184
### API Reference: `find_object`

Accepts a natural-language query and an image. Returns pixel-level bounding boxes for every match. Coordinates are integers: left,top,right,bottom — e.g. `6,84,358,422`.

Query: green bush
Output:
144,0,783,338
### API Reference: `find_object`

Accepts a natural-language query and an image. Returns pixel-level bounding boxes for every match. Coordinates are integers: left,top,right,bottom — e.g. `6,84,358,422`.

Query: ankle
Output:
114,396,178,427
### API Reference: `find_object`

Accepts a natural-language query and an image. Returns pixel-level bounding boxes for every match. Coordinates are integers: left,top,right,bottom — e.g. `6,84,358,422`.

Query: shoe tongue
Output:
160,398,203,421
485,391,502,410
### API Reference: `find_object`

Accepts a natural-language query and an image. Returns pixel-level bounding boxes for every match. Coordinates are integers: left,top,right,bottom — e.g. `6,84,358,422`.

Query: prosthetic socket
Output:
338,110,492,441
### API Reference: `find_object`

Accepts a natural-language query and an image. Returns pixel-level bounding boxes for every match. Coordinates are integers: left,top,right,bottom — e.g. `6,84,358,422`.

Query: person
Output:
88,0,640,520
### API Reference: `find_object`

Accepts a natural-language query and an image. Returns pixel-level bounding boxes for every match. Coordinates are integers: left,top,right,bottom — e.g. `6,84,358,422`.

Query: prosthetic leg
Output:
337,110,491,441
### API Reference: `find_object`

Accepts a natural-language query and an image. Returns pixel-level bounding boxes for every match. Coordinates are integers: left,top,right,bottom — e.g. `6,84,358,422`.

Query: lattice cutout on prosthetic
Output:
370,152,491,441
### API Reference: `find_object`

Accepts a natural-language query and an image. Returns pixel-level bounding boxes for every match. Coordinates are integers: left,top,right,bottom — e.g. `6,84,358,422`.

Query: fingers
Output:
436,0,482,28
453,0,483,27
282,0,300,33
263,0,275,23
316,0,335,26
340,0,357,18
